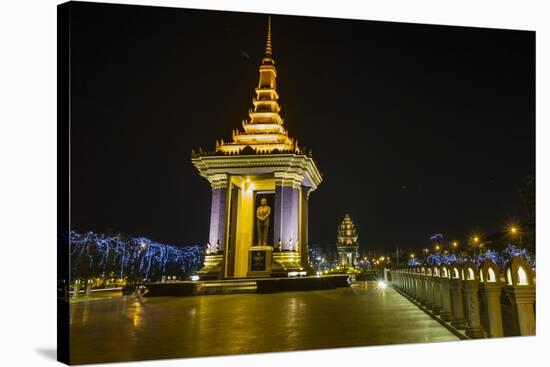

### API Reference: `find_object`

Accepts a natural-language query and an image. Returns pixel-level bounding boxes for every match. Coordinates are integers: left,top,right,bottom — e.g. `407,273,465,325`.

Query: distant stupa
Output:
337,214,359,266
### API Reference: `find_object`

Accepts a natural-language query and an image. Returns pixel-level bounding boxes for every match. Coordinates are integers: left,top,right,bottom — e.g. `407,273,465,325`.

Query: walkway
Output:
69,282,459,364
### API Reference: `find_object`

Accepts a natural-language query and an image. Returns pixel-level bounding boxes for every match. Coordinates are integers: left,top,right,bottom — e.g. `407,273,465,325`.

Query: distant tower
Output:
336,214,359,267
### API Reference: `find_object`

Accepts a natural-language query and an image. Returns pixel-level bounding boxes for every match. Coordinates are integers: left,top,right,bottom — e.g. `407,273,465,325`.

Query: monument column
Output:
274,172,302,251
273,184,283,250
301,187,312,273
207,174,228,253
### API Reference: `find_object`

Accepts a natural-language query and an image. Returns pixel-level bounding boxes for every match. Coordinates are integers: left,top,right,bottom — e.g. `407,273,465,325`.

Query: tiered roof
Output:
214,17,302,155
337,214,359,246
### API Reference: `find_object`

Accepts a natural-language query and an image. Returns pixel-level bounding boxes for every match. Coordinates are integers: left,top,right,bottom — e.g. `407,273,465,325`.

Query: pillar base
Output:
198,254,224,280
440,311,451,321
451,319,467,329
432,306,441,315
271,251,303,276
466,327,485,339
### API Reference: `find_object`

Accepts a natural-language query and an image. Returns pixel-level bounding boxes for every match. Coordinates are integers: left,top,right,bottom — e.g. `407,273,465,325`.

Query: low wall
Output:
391,256,535,338
144,275,351,297
256,275,350,293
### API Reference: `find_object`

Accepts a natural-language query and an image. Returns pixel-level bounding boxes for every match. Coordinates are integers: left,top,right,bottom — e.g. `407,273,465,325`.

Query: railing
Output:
390,256,535,338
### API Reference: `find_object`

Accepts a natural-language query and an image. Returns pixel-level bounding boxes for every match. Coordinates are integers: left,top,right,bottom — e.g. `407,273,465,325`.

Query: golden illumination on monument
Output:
191,17,322,279
214,17,301,155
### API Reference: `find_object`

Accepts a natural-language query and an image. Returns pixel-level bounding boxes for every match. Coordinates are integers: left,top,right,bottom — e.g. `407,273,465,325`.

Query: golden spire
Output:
262,16,274,65
265,16,272,56
215,16,302,155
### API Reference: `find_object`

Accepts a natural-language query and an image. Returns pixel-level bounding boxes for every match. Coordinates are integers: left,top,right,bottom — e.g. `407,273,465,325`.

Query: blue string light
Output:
61,231,204,280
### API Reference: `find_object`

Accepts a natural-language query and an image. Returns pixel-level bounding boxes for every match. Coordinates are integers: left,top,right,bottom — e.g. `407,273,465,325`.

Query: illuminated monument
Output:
192,18,322,279
336,214,359,267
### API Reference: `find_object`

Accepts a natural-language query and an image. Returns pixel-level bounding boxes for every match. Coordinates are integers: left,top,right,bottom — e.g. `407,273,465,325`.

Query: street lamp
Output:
410,253,415,259
508,225,522,245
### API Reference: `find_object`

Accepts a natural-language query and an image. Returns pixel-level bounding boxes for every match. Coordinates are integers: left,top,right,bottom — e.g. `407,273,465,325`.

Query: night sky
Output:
70,2,535,254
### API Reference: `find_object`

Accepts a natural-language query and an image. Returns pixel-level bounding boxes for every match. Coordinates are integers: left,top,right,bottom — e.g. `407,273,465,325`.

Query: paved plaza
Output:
70,282,459,364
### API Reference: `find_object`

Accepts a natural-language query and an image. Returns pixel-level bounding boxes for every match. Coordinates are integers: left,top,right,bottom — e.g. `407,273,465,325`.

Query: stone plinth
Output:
247,246,273,277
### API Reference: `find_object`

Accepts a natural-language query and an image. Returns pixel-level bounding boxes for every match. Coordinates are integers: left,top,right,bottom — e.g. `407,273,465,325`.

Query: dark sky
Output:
70,2,535,254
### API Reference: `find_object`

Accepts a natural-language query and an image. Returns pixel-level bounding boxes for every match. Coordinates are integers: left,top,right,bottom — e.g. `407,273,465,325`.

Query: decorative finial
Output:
265,16,272,56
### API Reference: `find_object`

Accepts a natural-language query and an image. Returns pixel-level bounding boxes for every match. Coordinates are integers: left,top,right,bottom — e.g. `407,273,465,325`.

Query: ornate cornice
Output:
192,153,322,190
274,171,303,189
207,173,228,190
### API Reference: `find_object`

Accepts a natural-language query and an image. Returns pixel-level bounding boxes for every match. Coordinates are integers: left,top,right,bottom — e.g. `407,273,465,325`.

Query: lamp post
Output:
470,235,481,255
509,226,523,246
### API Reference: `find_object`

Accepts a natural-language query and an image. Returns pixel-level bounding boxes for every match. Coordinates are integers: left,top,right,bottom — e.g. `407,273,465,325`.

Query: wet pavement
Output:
70,282,459,364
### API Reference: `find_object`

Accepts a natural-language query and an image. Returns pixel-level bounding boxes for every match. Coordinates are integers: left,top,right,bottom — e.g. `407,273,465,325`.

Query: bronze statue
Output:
256,198,271,246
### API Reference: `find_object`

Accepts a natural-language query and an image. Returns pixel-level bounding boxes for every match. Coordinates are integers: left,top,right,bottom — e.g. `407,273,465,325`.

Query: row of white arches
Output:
391,256,536,338
394,257,533,286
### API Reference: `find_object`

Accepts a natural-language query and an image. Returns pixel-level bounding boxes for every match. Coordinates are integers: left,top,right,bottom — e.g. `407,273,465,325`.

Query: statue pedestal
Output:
247,246,273,277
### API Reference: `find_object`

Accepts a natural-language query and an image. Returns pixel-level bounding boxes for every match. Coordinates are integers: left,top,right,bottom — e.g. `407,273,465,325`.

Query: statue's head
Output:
260,198,267,206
